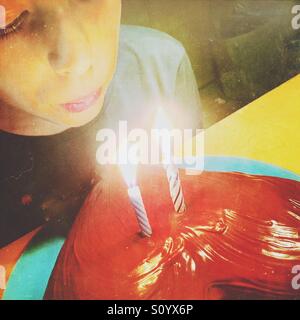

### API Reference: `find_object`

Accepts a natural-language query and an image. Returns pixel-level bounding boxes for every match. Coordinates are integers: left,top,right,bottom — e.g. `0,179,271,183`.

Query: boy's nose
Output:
48,20,92,77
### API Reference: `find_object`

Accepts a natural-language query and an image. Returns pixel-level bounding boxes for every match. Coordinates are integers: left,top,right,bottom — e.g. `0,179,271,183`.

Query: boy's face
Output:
0,0,121,131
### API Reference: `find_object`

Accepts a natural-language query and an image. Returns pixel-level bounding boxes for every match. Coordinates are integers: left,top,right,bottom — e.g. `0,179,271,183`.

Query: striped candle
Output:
120,147,152,238
128,185,152,237
165,163,186,213
155,107,187,214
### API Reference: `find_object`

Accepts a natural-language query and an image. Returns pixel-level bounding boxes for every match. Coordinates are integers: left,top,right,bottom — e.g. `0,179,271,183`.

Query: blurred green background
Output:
122,0,300,127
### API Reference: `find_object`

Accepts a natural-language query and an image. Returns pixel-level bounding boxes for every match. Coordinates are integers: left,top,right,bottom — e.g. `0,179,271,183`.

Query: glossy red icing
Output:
46,166,300,299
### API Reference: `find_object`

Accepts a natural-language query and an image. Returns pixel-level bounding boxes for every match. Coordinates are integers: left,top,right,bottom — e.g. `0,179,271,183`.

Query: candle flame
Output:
119,144,139,188
120,163,137,188
154,106,174,164
155,106,172,130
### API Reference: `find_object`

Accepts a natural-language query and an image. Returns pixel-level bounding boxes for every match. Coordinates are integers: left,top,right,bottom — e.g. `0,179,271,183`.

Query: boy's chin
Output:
60,104,103,129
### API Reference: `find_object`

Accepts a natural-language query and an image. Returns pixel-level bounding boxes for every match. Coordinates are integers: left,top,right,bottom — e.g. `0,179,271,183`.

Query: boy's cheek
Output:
0,49,50,118
73,0,121,29
0,0,121,126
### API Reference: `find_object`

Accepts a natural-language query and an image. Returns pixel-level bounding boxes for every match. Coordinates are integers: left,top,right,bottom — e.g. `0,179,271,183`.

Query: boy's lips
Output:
61,88,102,113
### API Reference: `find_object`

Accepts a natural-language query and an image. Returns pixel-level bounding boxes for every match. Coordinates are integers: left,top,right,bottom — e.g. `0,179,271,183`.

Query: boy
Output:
0,0,202,246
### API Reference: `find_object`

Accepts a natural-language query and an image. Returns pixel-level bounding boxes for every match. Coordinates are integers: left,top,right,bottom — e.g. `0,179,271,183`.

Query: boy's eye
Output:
0,10,30,38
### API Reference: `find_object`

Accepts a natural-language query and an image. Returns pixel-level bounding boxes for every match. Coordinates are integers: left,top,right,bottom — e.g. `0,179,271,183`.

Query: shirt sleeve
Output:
168,51,203,131
99,26,203,133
